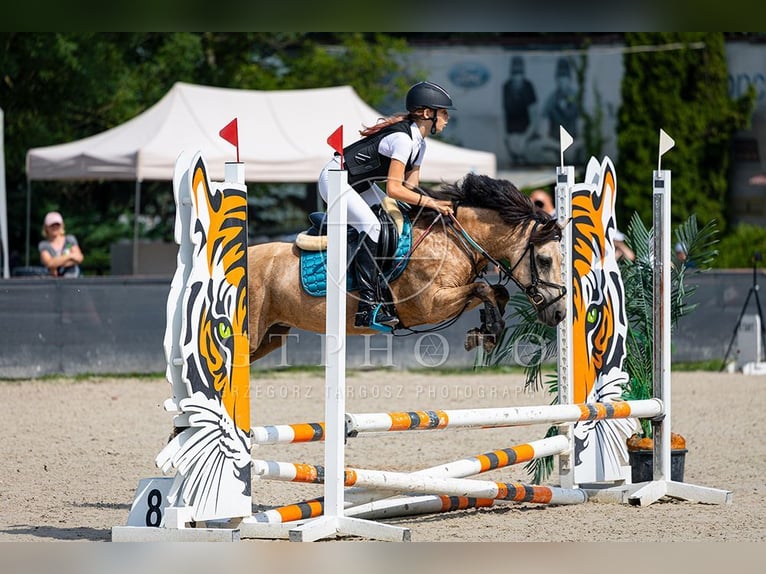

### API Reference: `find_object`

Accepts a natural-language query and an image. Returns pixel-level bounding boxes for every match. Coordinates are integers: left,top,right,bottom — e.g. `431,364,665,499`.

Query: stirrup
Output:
371,304,398,333
355,304,398,333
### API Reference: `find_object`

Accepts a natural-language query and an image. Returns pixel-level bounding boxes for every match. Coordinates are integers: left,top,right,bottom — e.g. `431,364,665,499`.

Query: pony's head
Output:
435,173,566,326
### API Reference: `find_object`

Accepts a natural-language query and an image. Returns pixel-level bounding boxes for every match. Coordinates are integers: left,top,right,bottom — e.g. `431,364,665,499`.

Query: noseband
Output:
448,216,566,313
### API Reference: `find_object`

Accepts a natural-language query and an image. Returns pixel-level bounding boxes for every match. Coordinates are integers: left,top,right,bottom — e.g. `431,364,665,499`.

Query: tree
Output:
616,33,755,234
0,33,410,273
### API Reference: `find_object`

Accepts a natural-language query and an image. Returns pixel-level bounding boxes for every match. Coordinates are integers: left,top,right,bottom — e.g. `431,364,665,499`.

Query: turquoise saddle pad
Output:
299,215,412,297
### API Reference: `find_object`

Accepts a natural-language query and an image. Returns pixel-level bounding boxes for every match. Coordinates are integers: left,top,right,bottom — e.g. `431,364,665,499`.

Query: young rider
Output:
317,81,455,329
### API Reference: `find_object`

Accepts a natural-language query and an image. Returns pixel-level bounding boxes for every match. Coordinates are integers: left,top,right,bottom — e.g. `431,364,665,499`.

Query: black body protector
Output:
339,121,415,331
342,121,414,193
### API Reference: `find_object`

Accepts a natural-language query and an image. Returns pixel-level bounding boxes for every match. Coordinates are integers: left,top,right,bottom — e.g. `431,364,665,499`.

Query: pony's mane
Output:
427,173,562,244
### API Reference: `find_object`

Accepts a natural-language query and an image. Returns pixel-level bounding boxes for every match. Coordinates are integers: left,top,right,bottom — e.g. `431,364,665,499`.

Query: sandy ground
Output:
1,369,765,544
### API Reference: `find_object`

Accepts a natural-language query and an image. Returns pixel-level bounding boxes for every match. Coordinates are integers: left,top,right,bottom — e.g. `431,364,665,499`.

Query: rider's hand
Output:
428,198,453,216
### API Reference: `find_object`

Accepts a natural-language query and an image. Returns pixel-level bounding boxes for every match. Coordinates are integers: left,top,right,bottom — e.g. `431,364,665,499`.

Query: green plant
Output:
620,212,719,437
478,212,718,479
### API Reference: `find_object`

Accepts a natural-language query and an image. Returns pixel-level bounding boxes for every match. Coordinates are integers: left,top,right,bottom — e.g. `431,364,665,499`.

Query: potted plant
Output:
619,212,718,482
478,212,719,484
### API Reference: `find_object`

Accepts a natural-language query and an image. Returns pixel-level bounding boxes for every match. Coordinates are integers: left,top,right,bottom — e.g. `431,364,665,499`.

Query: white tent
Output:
25,82,496,272
26,82,496,183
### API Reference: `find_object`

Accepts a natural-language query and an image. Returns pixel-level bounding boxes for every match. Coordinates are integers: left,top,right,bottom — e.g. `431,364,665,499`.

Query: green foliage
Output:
620,212,719,437
1,33,411,273
524,423,560,485
616,33,755,235
714,224,766,268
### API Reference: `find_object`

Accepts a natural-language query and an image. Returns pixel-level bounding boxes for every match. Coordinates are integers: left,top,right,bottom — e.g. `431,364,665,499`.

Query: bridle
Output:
446,214,566,314
383,209,566,337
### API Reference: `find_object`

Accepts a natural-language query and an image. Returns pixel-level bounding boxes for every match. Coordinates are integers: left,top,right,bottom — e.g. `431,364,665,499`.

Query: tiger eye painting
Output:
569,156,635,484
155,153,251,522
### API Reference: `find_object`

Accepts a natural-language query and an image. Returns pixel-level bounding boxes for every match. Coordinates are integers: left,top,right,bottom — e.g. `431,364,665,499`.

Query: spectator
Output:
38,211,84,277
530,188,556,216
675,241,696,267
614,229,635,262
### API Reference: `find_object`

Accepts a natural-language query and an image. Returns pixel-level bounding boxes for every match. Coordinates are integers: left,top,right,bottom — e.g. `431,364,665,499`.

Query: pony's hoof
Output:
464,328,481,351
481,335,497,353
465,328,497,353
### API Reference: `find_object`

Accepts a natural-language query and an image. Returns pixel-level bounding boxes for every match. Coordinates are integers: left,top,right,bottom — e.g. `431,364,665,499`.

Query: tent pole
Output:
133,179,141,275
25,179,31,267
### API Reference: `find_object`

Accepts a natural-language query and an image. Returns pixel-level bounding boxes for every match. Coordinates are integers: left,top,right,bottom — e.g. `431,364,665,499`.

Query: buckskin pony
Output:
246,173,566,362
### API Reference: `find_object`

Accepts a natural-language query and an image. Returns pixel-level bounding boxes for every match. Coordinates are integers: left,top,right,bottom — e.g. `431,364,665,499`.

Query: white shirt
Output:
377,122,426,167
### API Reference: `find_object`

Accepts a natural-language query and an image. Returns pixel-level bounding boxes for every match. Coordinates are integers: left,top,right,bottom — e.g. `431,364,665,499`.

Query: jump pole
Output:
345,399,662,435
252,400,661,444
243,442,585,539
259,466,588,505
253,435,568,502
627,130,732,506
241,436,569,536
286,163,409,542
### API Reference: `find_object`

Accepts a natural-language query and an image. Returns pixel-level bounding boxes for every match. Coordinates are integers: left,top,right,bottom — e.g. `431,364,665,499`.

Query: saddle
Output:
296,198,412,297
295,196,404,259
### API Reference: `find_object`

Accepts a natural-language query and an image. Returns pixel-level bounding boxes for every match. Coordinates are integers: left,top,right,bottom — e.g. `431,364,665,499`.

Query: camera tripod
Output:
720,252,766,371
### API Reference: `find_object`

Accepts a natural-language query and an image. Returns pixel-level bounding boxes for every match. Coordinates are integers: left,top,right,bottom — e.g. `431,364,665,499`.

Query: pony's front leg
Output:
429,282,505,352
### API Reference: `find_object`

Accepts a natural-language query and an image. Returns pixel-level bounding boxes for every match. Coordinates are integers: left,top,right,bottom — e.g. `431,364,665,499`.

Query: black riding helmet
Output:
406,81,455,134
406,81,455,112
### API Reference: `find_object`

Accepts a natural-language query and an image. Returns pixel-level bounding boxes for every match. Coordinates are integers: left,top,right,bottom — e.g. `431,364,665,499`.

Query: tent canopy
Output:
26,82,496,183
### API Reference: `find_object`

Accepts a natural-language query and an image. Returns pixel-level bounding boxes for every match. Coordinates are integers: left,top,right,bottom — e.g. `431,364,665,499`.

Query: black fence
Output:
0,270,763,378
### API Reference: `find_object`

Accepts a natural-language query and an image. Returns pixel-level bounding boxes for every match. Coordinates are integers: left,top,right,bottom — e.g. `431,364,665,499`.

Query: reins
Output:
387,212,473,336
444,213,566,314
386,206,566,336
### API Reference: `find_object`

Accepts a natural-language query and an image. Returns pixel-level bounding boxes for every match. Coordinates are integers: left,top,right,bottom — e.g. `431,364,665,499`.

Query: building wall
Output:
402,41,766,224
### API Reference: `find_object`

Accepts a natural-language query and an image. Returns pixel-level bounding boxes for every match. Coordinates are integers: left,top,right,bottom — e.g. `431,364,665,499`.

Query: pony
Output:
247,173,567,362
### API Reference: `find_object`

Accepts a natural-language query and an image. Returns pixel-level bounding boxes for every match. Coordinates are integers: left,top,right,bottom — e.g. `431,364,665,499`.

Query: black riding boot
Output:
354,233,399,328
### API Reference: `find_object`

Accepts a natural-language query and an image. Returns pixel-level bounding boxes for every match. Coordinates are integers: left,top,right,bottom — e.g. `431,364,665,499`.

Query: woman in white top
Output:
317,81,455,328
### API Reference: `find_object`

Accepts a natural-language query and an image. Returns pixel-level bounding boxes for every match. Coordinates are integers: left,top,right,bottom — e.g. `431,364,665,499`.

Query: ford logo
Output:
448,62,490,88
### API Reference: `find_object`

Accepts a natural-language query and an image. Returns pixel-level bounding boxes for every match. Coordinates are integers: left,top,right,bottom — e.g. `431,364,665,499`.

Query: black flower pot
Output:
629,449,687,483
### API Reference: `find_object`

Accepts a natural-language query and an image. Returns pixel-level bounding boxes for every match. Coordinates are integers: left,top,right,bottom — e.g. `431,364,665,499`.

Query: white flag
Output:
659,129,675,157
559,126,574,167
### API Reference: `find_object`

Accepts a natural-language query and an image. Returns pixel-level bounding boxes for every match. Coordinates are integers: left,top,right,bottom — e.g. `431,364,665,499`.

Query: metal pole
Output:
25,179,31,267
132,179,141,275
556,164,575,488
652,169,671,482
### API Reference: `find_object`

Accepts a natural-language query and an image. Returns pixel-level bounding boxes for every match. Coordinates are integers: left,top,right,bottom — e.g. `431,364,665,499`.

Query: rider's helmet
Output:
406,81,455,112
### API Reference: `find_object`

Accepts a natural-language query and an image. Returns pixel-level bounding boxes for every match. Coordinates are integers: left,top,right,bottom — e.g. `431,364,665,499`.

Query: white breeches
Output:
318,156,384,242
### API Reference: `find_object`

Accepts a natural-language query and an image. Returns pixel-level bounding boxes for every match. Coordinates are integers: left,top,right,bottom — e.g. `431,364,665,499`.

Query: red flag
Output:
219,118,240,162
327,125,343,169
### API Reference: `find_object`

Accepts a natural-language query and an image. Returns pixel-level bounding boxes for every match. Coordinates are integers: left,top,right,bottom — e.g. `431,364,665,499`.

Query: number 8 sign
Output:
125,478,173,527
